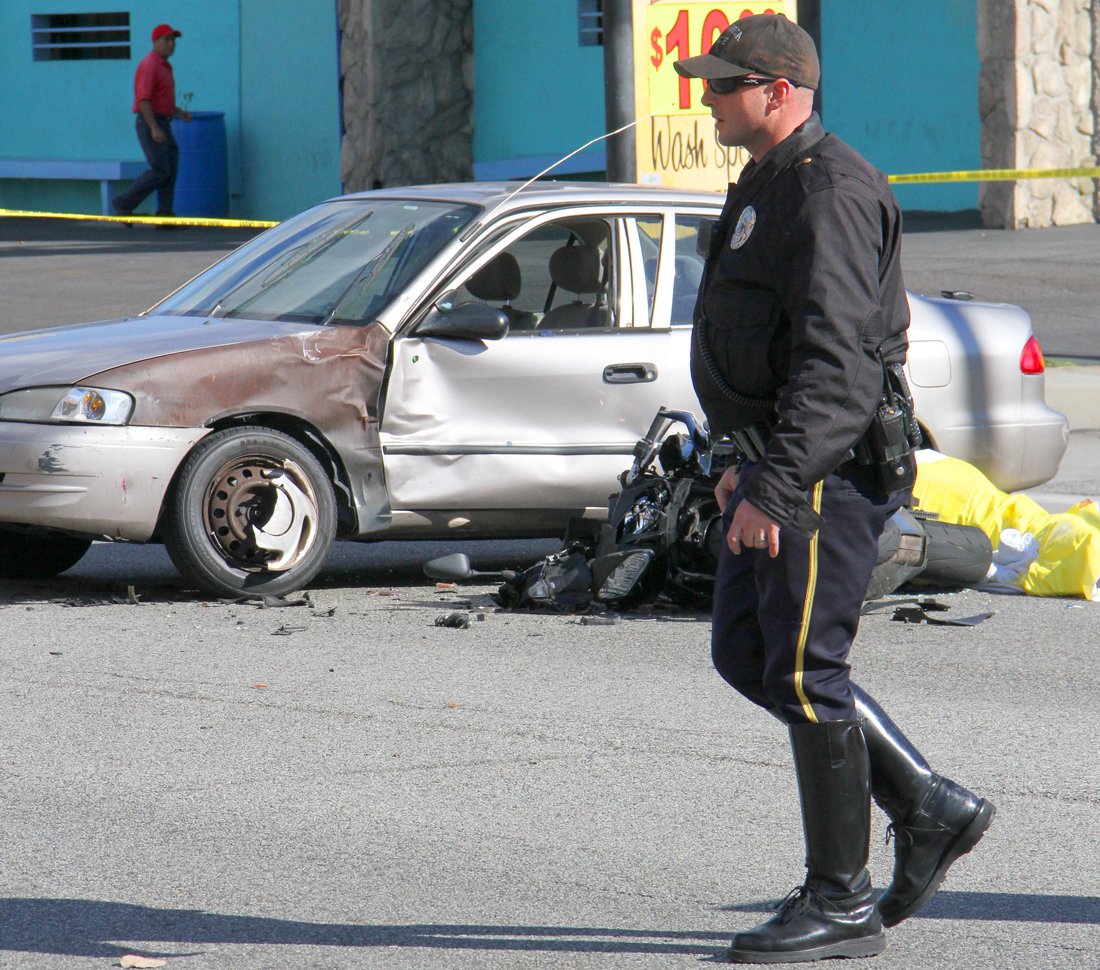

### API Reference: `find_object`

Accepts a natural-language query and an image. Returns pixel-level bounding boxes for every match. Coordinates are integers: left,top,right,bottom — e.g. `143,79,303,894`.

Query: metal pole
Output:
603,0,636,183
796,0,822,117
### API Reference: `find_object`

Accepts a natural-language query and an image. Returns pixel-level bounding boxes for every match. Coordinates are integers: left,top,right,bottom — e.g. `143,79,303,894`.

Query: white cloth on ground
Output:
984,528,1040,584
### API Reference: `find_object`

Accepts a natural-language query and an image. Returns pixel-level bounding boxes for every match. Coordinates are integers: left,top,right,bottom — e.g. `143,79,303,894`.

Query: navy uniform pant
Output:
711,463,909,724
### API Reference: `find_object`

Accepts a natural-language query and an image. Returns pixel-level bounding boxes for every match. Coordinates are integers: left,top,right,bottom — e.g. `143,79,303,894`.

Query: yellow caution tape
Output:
3,165,1099,223
889,166,1100,184
0,207,278,228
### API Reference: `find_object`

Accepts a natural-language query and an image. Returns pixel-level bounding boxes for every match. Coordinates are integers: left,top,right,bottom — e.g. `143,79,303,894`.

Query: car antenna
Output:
499,112,659,209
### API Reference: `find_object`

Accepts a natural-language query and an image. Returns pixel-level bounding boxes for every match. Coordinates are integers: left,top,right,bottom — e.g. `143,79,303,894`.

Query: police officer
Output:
674,14,995,963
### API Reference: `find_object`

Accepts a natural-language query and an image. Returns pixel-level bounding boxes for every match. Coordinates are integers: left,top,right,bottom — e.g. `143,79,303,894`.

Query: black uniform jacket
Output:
691,113,910,535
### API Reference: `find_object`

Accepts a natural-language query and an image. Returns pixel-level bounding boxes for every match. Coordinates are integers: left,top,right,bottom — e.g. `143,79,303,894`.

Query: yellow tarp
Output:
912,454,1100,600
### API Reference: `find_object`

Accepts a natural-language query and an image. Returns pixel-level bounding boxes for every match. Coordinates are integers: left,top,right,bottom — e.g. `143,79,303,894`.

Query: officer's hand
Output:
151,126,166,144
714,466,740,513
728,498,780,558
179,110,193,122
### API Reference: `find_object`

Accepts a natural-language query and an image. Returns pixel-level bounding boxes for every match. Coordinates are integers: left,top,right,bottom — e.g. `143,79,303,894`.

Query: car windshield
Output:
149,199,480,324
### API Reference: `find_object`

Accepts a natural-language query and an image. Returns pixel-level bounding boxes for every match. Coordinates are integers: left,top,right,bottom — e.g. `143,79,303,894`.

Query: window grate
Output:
578,0,602,47
32,12,131,61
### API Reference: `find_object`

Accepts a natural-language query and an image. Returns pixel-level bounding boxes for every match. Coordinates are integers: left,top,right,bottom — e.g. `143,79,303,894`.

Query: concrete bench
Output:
0,158,147,215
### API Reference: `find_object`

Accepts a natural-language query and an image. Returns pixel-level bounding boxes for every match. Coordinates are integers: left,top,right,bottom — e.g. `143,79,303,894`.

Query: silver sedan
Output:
0,183,1067,596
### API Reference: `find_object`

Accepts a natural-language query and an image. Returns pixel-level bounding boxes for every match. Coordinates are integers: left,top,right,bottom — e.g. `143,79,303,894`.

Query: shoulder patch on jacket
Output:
795,156,835,194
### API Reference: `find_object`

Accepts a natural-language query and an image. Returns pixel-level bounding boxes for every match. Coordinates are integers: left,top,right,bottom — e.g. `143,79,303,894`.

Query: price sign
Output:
632,0,791,190
647,3,780,115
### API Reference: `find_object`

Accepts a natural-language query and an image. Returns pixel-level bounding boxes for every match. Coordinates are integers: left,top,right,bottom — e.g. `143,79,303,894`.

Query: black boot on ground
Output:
852,684,996,927
726,720,886,964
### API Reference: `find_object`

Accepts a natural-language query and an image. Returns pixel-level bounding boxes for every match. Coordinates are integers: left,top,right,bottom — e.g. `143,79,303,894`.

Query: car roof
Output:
331,180,726,217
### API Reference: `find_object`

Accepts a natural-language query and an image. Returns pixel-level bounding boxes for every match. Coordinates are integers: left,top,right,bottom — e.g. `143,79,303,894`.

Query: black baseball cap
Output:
674,14,820,91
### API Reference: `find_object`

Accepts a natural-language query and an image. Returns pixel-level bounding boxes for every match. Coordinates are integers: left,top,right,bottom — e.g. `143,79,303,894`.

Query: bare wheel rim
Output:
202,454,321,573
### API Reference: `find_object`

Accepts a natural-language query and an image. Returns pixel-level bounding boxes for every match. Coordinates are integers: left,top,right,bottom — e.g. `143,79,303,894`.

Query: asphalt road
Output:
1,534,1098,969
902,215,1100,362
1,214,1099,968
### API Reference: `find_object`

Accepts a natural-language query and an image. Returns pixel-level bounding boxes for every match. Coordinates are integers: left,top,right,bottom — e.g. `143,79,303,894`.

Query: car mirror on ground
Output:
417,301,510,341
423,552,523,586
424,552,477,581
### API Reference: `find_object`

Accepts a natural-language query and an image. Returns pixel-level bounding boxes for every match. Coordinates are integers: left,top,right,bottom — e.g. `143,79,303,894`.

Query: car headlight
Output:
0,386,135,425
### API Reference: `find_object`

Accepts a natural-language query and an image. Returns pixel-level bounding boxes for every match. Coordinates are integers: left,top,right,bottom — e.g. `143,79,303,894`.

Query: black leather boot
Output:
726,720,886,964
852,684,996,927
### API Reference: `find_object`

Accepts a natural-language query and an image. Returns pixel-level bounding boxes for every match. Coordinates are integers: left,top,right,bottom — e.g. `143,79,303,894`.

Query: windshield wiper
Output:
319,223,414,325
207,211,375,319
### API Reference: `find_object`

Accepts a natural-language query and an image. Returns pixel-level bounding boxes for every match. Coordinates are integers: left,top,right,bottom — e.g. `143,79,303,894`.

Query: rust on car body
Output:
87,321,393,535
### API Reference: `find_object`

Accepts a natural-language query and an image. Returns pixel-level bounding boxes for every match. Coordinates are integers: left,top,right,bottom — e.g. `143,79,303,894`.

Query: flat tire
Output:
163,427,336,597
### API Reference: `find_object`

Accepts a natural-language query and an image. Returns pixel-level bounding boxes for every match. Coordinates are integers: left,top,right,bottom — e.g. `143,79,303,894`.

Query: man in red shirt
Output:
112,24,192,219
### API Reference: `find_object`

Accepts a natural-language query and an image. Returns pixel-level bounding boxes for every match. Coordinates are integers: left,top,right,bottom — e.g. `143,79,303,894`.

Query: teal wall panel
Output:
0,1,240,214
239,0,341,219
820,0,980,212
472,0,608,179
0,0,340,219
0,180,105,215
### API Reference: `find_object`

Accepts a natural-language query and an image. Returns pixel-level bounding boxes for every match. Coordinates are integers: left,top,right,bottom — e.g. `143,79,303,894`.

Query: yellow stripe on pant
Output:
794,480,826,724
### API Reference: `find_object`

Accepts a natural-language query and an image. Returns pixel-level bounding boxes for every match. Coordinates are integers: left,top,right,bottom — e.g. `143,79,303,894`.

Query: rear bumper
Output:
929,409,1069,492
0,422,209,540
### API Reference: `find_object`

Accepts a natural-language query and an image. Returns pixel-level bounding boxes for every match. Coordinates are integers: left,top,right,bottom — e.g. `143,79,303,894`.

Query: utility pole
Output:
603,0,636,183
796,0,822,116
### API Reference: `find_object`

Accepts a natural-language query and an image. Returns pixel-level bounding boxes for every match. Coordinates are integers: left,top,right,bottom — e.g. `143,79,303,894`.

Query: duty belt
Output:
728,420,773,463
729,423,868,472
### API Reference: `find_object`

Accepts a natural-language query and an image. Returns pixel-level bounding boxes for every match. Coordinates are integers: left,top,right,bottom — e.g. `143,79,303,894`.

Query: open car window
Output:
451,217,624,334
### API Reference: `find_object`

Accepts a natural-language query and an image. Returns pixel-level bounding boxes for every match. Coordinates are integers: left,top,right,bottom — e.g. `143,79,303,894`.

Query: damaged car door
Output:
379,212,681,535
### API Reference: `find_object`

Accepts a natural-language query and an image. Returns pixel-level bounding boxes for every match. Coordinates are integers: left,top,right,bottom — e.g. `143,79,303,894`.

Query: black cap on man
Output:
674,13,819,90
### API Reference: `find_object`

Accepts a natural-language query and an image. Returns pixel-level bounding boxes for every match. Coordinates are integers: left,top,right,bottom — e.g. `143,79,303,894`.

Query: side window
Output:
635,217,662,318
669,215,708,326
453,217,619,333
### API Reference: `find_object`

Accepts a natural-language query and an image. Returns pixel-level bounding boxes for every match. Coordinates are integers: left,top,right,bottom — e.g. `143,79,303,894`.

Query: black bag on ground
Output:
495,542,595,612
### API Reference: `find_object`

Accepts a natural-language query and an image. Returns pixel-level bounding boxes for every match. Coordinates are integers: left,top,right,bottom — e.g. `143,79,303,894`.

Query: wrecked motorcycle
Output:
425,408,994,610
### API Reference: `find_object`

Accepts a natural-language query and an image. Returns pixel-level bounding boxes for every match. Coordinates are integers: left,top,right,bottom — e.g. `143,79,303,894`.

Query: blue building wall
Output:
470,0,980,209
0,2,980,218
239,0,341,217
472,0,607,179
0,0,340,220
820,0,980,212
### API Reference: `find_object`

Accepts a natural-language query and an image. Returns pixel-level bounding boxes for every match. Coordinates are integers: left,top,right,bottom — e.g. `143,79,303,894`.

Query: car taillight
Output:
1020,335,1045,374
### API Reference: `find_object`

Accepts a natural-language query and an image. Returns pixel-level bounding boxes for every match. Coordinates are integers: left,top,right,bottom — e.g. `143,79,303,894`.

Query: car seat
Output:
465,251,537,331
540,244,613,329
671,254,703,325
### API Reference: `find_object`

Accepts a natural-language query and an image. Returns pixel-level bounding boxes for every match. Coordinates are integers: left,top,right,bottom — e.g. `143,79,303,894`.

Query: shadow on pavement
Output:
0,538,565,607
0,898,729,958
901,209,984,233
0,216,259,254
2,892,1097,959
721,889,1100,924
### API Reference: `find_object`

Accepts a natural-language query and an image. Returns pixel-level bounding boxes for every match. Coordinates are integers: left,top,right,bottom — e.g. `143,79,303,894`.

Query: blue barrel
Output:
171,110,228,217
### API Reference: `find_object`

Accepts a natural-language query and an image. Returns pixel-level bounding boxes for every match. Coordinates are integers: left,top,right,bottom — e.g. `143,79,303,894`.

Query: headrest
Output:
466,251,521,302
549,245,602,295
674,254,703,290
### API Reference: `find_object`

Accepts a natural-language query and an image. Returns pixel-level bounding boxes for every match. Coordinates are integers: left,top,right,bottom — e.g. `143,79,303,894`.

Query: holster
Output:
728,419,775,463
852,361,921,491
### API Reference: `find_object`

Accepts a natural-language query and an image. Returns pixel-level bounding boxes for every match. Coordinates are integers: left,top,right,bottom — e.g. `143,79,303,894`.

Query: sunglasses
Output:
705,75,779,95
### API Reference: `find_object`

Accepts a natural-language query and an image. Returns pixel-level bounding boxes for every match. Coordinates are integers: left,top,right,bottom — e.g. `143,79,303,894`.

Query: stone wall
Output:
979,0,1098,228
338,0,474,192
1094,0,1100,221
